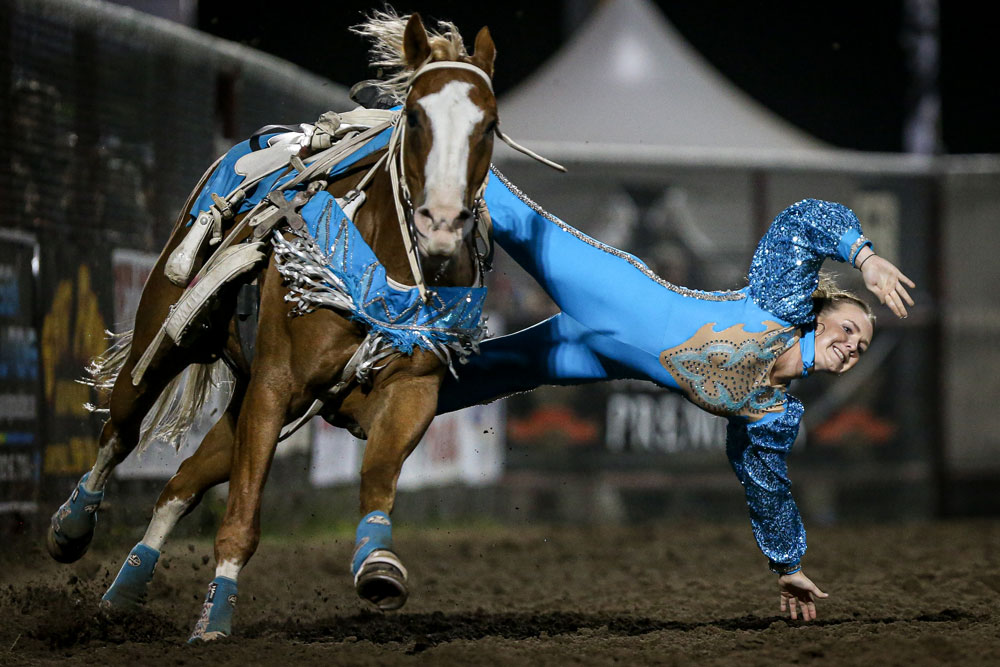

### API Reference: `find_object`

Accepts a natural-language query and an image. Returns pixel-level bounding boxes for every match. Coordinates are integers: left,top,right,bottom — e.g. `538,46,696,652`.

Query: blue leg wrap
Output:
47,472,104,562
52,472,103,538
101,543,160,610
351,511,393,576
188,576,238,642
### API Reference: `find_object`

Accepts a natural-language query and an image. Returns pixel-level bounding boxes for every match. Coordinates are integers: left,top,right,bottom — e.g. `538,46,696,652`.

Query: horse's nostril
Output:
416,206,432,220
457,208,473,222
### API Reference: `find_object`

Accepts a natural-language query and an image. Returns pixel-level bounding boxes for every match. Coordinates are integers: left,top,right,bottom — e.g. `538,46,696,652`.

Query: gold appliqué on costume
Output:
659,321,797,420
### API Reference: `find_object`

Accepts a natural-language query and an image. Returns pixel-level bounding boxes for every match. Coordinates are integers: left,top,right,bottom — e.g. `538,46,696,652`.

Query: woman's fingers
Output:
866,260,917,319
885,290,899,316
897,282,915,307
875,271,915,318
889,291,906,318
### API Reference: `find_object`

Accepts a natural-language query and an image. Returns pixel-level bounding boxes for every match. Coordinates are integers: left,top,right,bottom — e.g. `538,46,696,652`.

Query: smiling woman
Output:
813,285,874,374
436,188,915,623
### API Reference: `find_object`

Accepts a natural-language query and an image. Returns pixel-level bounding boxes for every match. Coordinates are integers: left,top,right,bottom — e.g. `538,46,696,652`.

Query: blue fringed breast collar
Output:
274,190,487,357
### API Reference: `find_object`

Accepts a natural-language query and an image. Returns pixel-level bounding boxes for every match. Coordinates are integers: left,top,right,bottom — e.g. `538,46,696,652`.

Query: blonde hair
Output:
812,271,875,326
350,8,469,103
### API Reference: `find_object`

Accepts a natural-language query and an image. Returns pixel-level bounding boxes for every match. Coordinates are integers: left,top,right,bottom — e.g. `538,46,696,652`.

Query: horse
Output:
46,12,507,641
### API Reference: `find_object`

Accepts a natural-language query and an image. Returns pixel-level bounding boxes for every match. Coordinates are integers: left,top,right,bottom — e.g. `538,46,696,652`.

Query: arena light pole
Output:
902,0,947,516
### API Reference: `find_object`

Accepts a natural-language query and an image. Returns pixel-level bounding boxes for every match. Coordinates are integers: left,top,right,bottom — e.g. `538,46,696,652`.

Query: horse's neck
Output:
355,171,477,289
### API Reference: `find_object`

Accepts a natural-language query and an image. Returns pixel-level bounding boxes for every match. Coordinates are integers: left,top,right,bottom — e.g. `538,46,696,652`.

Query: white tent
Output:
498,0,826,156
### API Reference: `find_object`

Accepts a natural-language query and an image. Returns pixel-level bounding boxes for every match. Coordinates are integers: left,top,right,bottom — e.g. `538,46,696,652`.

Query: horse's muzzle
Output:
414,205,474,256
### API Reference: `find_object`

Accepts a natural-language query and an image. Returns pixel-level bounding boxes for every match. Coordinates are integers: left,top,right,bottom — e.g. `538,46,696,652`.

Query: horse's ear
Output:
403,13,431,69
470,26,496,79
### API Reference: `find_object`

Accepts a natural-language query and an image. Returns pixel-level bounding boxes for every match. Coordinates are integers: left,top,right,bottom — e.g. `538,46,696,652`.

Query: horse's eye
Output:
406,110,420,129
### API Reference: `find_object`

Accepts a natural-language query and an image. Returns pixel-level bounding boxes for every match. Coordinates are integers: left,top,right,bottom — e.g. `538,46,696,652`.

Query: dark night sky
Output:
196,1,1000,154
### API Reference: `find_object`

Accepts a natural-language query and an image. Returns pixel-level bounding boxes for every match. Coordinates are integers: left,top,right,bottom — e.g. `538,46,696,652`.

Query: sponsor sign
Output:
0,232,42,513
310,402,504,489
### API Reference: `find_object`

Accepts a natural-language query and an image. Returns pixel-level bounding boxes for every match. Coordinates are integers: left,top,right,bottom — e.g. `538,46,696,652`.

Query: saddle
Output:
132,107,492,442
129,109,396,379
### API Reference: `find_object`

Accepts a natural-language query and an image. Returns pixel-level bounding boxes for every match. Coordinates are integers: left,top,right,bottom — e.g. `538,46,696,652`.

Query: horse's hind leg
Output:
45,195,240,562
102,395,240,610
46,331,205,563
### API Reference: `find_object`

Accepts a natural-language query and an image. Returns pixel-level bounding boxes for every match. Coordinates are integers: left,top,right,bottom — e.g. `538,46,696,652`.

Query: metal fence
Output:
0,0,351,527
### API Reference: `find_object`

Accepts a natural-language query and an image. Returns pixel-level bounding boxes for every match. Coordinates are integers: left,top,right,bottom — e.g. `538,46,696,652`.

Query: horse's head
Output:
398,14,497,259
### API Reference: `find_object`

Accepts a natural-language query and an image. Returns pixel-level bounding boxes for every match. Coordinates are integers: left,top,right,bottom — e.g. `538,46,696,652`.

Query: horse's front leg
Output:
351,368,443,611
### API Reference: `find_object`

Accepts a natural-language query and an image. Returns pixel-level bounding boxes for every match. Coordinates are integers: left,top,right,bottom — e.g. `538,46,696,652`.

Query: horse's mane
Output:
351,8,469,103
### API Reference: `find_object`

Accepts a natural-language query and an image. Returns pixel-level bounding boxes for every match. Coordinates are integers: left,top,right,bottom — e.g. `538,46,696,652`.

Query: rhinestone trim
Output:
849,234,871,266
489,166,745,302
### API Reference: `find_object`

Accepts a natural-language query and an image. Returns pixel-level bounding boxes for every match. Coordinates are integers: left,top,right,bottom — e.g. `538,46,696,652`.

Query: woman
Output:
439,168,916,622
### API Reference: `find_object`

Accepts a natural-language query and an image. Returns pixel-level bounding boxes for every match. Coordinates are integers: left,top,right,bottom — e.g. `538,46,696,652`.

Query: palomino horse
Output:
45,12,534,641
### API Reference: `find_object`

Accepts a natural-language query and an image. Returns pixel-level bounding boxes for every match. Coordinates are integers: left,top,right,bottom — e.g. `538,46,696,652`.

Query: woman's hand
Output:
856,248,916,318
778,570,828,621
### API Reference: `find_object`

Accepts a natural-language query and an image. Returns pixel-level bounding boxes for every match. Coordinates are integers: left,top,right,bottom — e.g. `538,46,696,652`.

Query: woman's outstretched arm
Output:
726,397,829,620
748,199,872,324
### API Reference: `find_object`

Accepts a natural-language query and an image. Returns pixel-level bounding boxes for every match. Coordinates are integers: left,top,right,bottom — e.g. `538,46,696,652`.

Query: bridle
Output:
383,59,565,302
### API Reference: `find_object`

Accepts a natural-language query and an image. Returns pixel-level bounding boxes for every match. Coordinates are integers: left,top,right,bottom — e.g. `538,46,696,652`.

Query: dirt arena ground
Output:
2,519,999,666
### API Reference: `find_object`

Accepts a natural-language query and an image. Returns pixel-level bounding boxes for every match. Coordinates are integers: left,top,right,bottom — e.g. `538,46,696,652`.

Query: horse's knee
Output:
100,393,143,448
360,459,402,489
215,523,259,565
359,462,402,514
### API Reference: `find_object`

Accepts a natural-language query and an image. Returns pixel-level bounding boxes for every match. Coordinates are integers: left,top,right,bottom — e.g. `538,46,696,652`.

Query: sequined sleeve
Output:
726,396,807,570
748,199,873,324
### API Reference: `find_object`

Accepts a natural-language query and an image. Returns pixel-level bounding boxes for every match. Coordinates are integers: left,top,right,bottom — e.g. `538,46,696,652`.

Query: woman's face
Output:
814,302,874,374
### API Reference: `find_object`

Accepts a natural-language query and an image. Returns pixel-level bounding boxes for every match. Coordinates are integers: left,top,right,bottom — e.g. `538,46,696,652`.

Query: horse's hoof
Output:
188,576,238,643
355,549,409,611
46,474,103,564
46,524,93,564
101,543,160,610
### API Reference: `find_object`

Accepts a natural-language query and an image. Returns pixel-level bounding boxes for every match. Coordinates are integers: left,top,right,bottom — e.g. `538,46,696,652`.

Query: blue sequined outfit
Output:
439,167,873,571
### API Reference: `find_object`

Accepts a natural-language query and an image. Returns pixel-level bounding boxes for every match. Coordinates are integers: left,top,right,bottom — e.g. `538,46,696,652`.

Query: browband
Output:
409,60,493,90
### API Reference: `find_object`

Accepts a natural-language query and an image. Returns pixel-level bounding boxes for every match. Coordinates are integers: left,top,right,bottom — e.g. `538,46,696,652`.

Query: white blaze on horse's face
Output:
412,80,483,257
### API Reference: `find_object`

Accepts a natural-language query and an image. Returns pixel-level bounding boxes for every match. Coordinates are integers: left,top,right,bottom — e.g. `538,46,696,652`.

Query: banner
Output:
310,402,505,490
0,232,42,515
